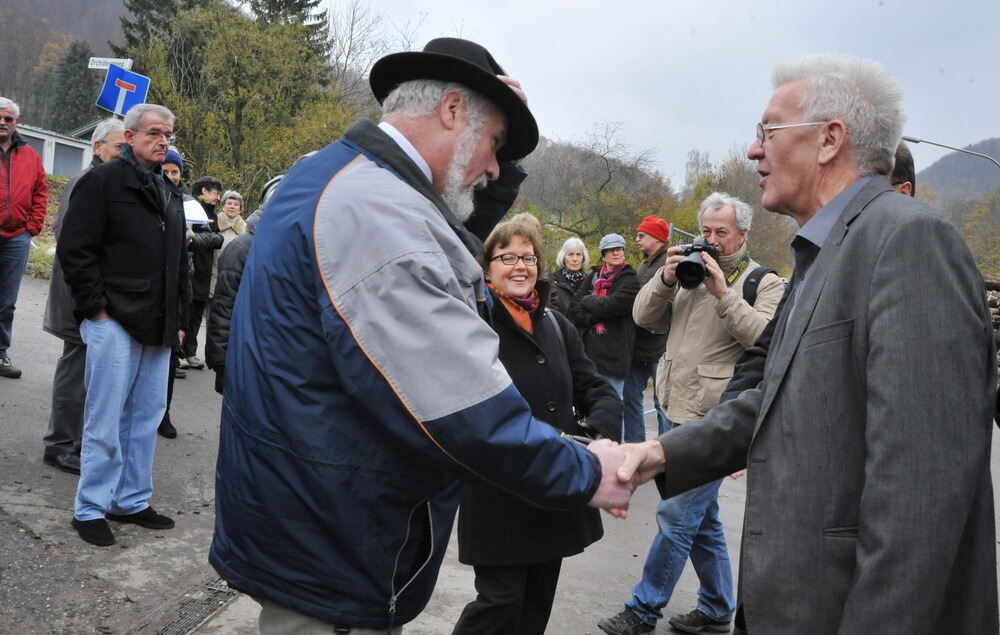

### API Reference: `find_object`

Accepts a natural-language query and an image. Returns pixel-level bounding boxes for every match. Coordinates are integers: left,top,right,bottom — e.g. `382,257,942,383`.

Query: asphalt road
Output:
0,274,997,634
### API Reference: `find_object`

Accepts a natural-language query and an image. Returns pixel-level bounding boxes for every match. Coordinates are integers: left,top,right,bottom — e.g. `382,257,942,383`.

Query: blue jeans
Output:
74,318,170,521
627,420,735,625
622,361,668,442
0,231,32,353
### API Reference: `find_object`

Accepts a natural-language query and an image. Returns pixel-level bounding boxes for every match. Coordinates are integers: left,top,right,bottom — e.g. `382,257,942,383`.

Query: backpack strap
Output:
742,266,777,306
544,308,566,353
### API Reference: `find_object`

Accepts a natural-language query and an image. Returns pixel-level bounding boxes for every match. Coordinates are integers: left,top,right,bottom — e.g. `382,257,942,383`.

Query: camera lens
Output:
676,253,707,289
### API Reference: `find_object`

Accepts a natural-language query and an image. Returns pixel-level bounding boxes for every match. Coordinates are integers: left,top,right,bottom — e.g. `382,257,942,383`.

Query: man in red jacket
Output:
0,97,48,379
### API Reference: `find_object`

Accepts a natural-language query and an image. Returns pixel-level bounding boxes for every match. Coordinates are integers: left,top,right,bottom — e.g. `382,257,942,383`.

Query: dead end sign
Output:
96,64,150,117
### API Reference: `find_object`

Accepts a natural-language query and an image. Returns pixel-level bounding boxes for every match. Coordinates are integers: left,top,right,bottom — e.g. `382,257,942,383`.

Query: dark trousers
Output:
182,299,208,358
453,559,562,635
44,340,86,456
163,348,178,425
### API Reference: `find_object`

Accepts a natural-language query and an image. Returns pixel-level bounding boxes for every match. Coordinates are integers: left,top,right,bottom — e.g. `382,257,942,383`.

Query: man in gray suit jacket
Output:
615,54,997,634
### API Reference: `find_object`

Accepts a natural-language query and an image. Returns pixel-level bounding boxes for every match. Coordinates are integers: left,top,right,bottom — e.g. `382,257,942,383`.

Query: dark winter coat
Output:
205,210,259,375
549,267,586,315
57,156,189,348
43,155,101,345
568,265,641,379
0,131,47,239
458,281,621,566
190,200,222,301
632,246,669,364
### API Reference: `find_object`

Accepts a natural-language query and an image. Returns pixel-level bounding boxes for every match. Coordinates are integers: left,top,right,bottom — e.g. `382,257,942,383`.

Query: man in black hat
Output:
209,38,634,634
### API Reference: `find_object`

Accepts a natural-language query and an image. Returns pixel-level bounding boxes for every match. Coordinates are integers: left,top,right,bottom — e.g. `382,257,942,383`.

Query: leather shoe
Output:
72,517,115,546
158,417,177,439
106,506,174,530
173,367,187,379
43,452,81,475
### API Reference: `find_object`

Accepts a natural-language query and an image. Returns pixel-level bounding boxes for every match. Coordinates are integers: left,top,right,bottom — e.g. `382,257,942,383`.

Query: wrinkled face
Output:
441,103,506,222
125,113,173,168
162,162,182,185
94,130,126,163
602,247,625,267
201,188,221,205
635,232,664,257
564,249,585,272
700,205,746,256
487,235,538,299
0,108,19,146
747,80,822,220
222,198,242,218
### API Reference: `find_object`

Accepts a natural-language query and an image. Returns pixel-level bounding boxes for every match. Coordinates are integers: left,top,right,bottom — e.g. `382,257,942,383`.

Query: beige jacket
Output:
633,248,784,423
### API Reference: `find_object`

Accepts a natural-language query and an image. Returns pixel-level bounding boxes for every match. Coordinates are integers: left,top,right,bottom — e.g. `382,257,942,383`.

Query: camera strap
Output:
725,254,751,287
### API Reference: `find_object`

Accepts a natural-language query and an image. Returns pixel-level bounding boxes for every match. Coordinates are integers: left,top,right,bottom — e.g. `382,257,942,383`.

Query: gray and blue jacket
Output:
209,119,602,629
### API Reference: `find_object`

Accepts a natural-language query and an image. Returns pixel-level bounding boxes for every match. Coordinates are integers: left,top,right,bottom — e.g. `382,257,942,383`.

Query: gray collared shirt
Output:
788,176,873,315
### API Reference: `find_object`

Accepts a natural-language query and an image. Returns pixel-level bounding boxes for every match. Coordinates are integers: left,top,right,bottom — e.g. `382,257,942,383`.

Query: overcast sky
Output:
337,0,1000,189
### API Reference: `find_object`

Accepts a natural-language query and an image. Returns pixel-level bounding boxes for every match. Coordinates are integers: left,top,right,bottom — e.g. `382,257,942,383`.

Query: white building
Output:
18,124,92,177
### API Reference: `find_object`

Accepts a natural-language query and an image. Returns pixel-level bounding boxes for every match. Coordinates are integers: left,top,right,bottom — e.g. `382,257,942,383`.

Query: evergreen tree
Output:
111,0,212,57
47,40,102,133
246,0,330,59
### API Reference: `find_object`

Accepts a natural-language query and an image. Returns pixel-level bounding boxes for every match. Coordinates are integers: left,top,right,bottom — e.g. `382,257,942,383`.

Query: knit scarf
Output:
562,268,586,285
216,212,247,235
119,144,169,213
489,283,540,334
590,263,625,335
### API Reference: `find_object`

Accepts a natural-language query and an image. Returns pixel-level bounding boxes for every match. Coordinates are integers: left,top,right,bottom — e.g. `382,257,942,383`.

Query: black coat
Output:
458,282,622,566
568,265,641,378
548,267,585,315
205,214,257,374
189,206,222,301
57,157,189,348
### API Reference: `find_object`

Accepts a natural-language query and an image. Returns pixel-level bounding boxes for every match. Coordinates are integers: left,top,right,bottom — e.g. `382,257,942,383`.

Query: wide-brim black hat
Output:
369,38,539,161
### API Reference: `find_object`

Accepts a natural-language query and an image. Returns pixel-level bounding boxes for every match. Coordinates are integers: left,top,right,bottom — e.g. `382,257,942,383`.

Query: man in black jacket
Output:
180,175,223,370
58,103,189,547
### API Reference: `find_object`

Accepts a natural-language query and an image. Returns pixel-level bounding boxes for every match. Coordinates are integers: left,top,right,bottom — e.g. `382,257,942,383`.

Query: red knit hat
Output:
636,215,671,244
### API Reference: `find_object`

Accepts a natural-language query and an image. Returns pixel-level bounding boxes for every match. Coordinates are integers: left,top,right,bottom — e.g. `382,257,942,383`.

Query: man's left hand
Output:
178,330,185,345
702,252,726,298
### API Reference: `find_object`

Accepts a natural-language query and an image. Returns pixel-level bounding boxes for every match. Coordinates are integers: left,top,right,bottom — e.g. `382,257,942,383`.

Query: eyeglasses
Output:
490,253,539,266
0,116,16,123
756,121,827,143
136,129,176,143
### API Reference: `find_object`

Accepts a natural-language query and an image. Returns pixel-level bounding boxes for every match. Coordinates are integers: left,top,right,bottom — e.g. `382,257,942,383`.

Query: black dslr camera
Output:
675,237,721,289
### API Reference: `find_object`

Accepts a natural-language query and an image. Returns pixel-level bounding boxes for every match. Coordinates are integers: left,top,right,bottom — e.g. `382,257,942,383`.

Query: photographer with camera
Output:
598,192,783,635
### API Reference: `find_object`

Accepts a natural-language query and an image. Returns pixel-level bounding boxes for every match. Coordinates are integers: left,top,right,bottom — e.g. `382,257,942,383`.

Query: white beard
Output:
441,124,486,222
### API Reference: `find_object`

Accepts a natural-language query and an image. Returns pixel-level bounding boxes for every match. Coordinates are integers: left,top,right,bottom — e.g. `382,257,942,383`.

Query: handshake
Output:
585,439,667,519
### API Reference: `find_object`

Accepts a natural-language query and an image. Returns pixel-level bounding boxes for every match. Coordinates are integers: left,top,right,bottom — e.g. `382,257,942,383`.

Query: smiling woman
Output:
454,217,622,635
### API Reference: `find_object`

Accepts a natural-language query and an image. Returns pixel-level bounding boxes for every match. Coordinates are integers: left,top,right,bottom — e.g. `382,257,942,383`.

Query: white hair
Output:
556,237,590,269
221,190,244,208
91,118,125,143
774,54,904,175
382,79,488,132
0,97,19,117
698,192,754,232
123,104,175,131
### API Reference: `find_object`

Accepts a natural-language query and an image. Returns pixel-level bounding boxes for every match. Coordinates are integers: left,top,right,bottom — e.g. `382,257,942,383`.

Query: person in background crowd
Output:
206,177,282,395
890,140,915,196
209,38,633,633
180,176,223,371
622,215,671,443
210,190,247,299
58,103,189,547
41,118,125,474
613,54,997,635
569,233,641,399
0,96,48,379
549,236,589,314
599,193,782,635
159,150,222,438
454,218,622,635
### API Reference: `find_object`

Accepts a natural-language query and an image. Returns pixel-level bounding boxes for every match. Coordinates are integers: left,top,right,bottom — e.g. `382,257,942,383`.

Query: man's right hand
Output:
616,440,667,486
660,245,685,286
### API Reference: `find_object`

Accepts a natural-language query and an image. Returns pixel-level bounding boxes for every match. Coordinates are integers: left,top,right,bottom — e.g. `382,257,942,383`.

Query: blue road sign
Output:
96,64,150,116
